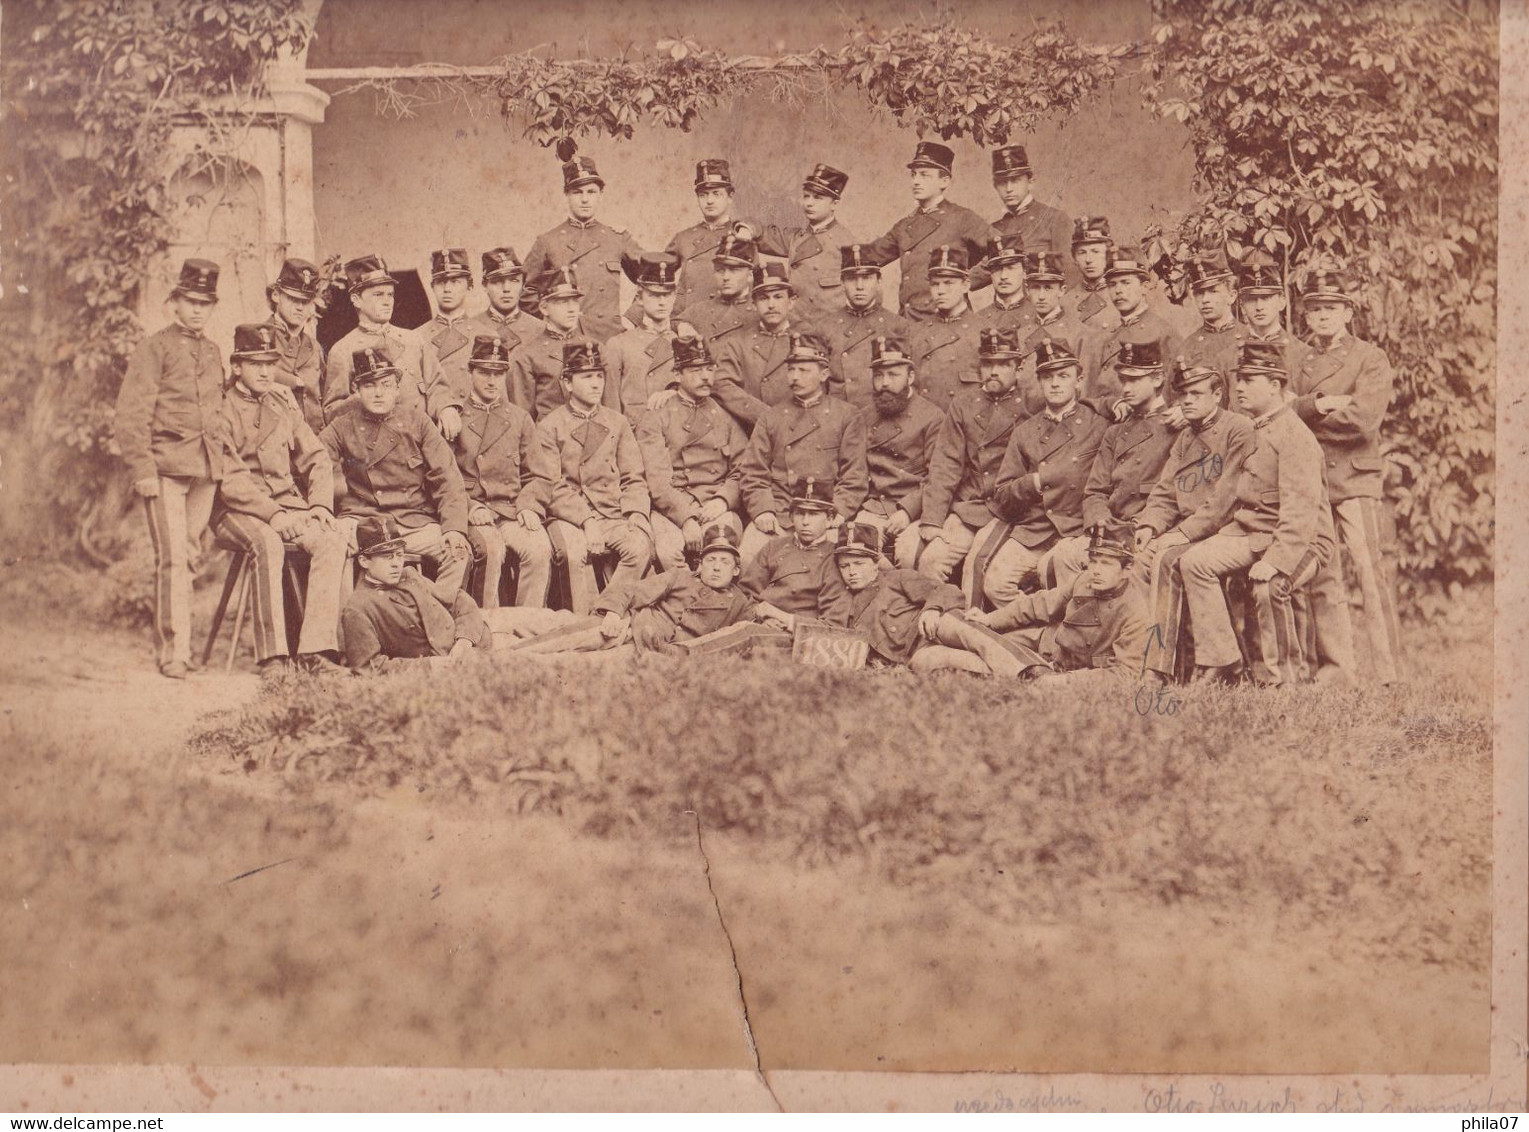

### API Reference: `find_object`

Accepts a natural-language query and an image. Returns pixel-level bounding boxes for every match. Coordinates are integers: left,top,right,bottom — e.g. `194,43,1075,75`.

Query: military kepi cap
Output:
431,248,472,282
355,515,407,558
752,261,795,297
534,265,583,302
840,244,881,277
802,163,849,200
231,323,280,363
832,522,883,559
694,158,733,191
481,246,526,282
469,335,512,372
1071,216,1112,249
274,258,320,300
927,244,972,279
1301,264,1355,305
984,233,1026,268
991,144,1032,178
907,141,955,173
672,335,715,370
1173,358,1223,392
351,347,402,388
1185,250,1235,291
714,232,757,268
869,335,914,370
978,327,1024,361
562,155,604,191
561,340,605,376
345,253,393,294
1033,338,1080,374
1236,339,1287,379
1236,251,1283,296
1023,250,1067,283
698,523,742,559
170,258,219,301
785,331,832,364
1087,520,1136,562
622,251,681,291
1115,339,1164,376
1104,249,1150,280
788,476,836,513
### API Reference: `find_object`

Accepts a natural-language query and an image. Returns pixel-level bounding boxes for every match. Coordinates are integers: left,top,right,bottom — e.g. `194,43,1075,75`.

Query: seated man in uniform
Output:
508,266,584,422
712,262,815,430
214,323,349,676
323,254,446,423
736,330,868,562
454,335,556,609
635,335,747,572
965,519,1150,687
341,515,492,675
537,340,653,612
319,345,473,597
742,477,840,632
853,334,944,569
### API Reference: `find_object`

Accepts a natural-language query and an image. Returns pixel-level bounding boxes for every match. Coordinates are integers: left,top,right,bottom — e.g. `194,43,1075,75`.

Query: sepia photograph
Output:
0,0,1522,1114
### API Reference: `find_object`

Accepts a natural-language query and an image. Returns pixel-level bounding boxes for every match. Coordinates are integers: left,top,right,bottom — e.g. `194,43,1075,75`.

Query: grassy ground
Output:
0,564,1495,1077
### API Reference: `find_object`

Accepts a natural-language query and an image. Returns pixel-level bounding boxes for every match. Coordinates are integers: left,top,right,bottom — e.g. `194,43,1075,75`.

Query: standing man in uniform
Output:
1070,216,1115,331
916,327,1030,593
114,258,226,678
214,323,348,675
1086,247,1184,410
861,141,995,321
972,233,1041,341
635,336,748,572
323,254,445,424
416,247,474,442
1234,251,1310,381
462,246,543,359
508,266,584,422
737,331,869,560
712,262,813,430
681,232,759,346
990,144,1073,282
664,158,739,316
264,257,326,435
604,251,696,420
815,244,911,408
853,335,945,568
1017,250,1087,416
521,149,641,342
744,163,860,319
1176,250,1244,384
908,244,985,414
1290,265,1396,684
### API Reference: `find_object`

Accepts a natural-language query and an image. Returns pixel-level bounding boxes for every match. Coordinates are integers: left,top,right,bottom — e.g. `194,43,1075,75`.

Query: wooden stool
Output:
201,545,308,671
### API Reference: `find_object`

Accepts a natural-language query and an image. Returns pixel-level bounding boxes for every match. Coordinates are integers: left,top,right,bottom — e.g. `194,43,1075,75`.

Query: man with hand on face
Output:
973,233,1041,341
1177,250,1244,388
916,327,1030,595
508,266,585,422
536,341,653,613
1043,340,1175,589
814,244,911,408
1233,251,1310,383
861,142,996,321
417,248,475,443
973,338,1107,608
214,324,348,676
1133,360,1256,684
737,331,869,561
453,336,555,610
1178,341,1341,686
463,247,543,357
635,336,748,573
852,335,944,569
264,257,326,434
323,254,446,424
521,149,641,343
742,163,861,318
990,144,1073,282
1085,247,1183,412
712,262,815,430
681,232,759,346
909,243,985,414
1070,217,1114,330
320,346,474,598
604,251,698,420
1290,264,1395,685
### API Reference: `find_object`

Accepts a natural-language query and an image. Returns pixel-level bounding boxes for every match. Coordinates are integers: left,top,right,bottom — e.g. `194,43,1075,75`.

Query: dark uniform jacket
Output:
603,320,699,421
987,574,1149,674
522,217,642,341
1176,318,1243,383
319,403,470,534
1290,331,1393,503
537,402,650,524
341,567,490,674
665,219,735,313
1074,281,1112,330
217,385,334,522
453,397,551,521
910,303,983,414
740,533,835,615
1085,304,1184,407
991,399,1108,548
819,567,965,665
507,324,578,422
861,199,996,319
115,323,226,483
1235,324,1311,388
265,314,325,435
634,394,747,526
593,568,753,653
323,322,441,423
857,393,944,521
712,320,812,429
817,302,911,408
994,197,1073,272
1135,408,1257,542
920,384,1028,530
1019,306,1090,416
683,294,757,347
1080,404,1176,528
1222,405,1334,577
755,218,861,314
739,394,869,520
973,295,1042,341
462,307,544,355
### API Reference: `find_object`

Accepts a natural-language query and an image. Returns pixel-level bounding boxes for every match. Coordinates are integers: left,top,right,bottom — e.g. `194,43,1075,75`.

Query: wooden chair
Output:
201,543,308,671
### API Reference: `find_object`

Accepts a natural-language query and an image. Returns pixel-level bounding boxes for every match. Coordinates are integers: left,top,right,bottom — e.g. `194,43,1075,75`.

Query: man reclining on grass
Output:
964,518,1150,686
490,523,758,657
341,515,492,674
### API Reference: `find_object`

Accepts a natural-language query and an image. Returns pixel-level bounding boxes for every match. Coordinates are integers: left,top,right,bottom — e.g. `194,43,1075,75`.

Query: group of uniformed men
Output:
115,137,1401,685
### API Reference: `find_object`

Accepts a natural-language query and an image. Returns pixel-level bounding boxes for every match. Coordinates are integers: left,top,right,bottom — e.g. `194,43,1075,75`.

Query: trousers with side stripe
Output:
1179,534,1321,685
142,475,217,668
1311,497,1397,682
213,512,348,662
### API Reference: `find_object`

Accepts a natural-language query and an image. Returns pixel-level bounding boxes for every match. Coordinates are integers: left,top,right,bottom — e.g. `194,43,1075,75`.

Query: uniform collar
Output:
1082,277,1107,293
640,316,673,334
469,395,502,411
934,301,970,323
1004,192,1035,217
567,401,601,421
1036,307,1064,326
1118,303,1147,326
793,390,825,409
1189,407,1221,433
171,322,206,340
1043,400,1079,423
231,383,262,404
564,216,600,230
845,300,881,318
1253,403,1287,428
1088,577,1130,601
356,318,396,335
434,311,467,327
1313,330,1349,352
1201,314,1236,333
809,217,838,234
916,199,947,216
675,390,707,409
544,325,575,341
486,306,523,324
